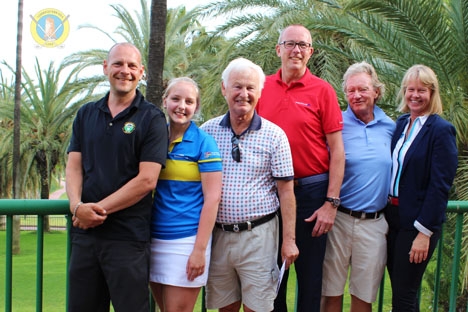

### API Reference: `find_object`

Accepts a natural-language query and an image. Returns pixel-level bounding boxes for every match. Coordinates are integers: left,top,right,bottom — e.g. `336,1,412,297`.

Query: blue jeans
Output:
274,179,328,312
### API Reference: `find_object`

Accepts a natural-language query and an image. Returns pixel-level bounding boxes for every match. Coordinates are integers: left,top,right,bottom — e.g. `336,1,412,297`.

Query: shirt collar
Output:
407,114,429,126
219,110,262,134
98,89,143,114
345,104,388,125
274,68,312,88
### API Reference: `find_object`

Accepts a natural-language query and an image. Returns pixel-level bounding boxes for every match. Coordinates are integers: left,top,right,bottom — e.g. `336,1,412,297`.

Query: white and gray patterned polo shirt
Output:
200,111,294,224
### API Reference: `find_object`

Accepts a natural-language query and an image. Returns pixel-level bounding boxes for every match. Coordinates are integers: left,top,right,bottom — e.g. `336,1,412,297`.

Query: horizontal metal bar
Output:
0,199,466,215
0,199,69,215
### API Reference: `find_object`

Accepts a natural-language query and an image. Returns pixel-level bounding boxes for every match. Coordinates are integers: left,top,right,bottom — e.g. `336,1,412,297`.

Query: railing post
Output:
36,215,44,312
5,215,13,312
449,213,463,311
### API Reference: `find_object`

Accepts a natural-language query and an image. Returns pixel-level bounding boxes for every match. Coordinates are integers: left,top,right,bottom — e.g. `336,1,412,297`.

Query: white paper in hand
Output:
276,260,286,296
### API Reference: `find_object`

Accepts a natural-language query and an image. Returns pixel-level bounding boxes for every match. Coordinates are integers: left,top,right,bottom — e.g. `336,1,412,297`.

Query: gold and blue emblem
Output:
30,8,70,48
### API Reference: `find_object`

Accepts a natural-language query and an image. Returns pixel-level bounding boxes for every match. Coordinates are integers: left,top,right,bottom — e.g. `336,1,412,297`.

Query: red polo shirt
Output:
257,69,343,178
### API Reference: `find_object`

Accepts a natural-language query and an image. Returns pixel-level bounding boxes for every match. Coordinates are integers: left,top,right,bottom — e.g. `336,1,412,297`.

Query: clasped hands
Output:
72,202,107,229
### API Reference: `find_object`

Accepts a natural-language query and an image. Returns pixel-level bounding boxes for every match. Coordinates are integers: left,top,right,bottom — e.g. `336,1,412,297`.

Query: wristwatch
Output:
325,197,341,208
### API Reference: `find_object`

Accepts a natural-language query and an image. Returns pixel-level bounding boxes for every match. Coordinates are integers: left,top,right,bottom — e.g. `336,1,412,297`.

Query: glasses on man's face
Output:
279,40,312,51
231,135,241,162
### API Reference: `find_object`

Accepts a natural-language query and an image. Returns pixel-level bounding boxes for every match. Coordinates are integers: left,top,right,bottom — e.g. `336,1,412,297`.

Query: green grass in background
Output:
0,231,68,312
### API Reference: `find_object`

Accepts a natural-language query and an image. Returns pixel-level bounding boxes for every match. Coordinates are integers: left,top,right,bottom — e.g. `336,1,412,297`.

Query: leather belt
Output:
388,196,399,206
215,211,277,232
338,205,383,220
294,173,329,187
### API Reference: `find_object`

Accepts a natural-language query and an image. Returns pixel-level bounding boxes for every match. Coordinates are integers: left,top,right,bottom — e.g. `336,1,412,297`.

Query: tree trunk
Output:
12,0,24,254
146,0,167,108
37,149,51,232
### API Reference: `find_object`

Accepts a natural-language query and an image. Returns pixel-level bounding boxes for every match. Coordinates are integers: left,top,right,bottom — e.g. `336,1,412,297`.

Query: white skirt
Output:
149,235,211,287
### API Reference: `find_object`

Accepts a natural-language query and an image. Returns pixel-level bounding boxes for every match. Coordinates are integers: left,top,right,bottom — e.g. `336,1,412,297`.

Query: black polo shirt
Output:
68,90,168,241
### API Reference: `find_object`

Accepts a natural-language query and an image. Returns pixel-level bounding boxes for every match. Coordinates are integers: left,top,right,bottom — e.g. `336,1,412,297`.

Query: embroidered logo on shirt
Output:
122,122,136,134
204,151,221,158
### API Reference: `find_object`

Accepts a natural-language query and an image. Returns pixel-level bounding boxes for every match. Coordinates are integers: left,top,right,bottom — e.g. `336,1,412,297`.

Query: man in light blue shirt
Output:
322,62,395,312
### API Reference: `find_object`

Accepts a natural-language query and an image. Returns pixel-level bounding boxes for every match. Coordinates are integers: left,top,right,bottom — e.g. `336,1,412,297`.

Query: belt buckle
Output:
246,221,252,231
233,224,240,232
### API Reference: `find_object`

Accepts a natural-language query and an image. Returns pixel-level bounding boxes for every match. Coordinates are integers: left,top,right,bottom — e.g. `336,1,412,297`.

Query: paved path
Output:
49,180,66,200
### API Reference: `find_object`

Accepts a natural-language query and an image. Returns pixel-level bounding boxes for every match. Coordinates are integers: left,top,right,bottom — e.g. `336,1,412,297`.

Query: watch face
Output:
326,197,340,207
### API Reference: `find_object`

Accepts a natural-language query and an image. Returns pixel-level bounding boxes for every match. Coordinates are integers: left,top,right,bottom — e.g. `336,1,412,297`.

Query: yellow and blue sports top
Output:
151,121,222,240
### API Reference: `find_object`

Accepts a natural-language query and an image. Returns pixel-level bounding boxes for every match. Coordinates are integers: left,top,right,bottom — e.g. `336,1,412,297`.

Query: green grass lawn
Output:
2,231,438,312
0,231,68,312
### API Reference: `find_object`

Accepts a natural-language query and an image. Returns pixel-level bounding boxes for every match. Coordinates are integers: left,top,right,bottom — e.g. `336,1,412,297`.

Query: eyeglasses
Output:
231,135,241,162
279,40,312,50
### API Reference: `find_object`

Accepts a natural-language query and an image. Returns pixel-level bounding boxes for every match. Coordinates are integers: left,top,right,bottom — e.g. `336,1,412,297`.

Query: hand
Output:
72,203,107,229
409,232,430,264
281,238,299,269
304,202,336,237
186,248,206,281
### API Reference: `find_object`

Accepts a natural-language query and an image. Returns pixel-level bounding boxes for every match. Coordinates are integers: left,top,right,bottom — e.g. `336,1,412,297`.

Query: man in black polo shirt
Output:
65,42,167,312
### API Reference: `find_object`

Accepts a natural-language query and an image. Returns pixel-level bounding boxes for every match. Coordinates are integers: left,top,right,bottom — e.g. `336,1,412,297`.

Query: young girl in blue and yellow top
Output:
149,77,222,312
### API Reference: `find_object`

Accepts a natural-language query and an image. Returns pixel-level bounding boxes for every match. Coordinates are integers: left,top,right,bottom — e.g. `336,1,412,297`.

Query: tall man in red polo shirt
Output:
256,24,345,312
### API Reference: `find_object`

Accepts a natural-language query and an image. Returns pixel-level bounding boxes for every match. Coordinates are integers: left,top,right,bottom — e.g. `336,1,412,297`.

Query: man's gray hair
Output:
342,61,385,102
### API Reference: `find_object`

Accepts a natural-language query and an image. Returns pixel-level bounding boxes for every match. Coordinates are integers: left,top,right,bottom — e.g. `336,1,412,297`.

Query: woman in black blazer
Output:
386,65,458,311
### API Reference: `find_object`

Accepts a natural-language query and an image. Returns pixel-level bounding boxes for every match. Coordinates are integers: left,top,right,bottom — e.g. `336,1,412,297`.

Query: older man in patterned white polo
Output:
201,57,299,312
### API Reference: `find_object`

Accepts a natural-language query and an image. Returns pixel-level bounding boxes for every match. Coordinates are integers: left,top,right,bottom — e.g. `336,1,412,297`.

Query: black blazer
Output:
391,114,458,232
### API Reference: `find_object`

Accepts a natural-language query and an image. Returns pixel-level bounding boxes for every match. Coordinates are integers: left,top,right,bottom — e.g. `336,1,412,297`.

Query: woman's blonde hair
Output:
163,77,201,110
397,65,443,115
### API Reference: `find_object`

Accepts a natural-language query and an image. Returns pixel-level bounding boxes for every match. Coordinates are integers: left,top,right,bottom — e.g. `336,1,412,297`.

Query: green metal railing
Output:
1,199,467,312
0,200,71,312
374,201,468,312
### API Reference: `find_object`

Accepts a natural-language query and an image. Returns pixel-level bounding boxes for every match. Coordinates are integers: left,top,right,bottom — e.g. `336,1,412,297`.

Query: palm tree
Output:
196,0,355,114
12,0,24,254
59,0,233,121
0,73,15,231
60,0,151,94
62,0,208,101
1,59,103,230
146,0,166,107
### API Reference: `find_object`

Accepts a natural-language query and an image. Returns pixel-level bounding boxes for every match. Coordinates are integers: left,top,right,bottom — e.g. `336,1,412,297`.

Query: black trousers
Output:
274,180,328,312
68,233,150,312
386,205,440,312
